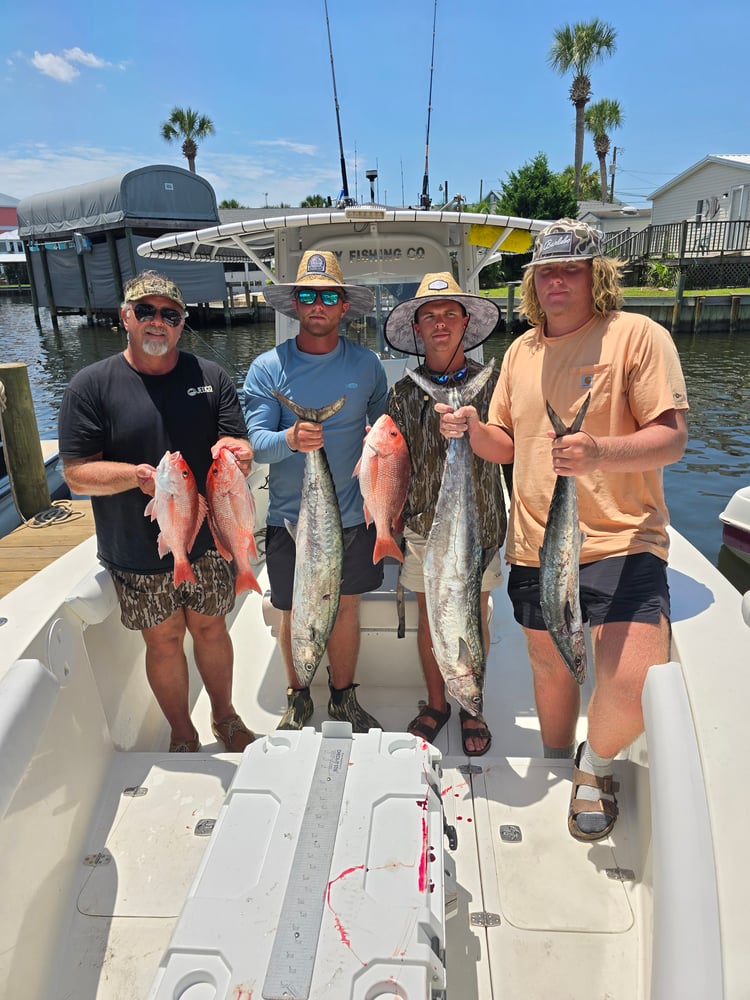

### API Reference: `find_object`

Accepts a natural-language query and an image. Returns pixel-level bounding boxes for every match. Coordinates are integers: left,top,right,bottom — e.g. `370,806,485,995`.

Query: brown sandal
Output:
459,709,492,757
407,704,451,743
568,754,619,841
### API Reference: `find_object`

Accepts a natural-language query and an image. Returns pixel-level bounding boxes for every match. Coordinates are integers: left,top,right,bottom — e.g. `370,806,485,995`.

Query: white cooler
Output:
149,722,449,1000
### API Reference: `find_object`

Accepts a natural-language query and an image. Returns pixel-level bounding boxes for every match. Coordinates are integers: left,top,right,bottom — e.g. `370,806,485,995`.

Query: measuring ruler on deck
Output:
262,724,353,1000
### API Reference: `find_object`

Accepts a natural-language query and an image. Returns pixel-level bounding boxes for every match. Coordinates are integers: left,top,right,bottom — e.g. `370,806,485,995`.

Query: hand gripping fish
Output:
538,393,591,684
273,391,346,687
405,362,496,716
144,450,207,587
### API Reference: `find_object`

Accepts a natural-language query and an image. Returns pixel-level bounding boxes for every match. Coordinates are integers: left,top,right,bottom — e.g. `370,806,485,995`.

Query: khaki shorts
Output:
400,526,504,594
109,549,236,630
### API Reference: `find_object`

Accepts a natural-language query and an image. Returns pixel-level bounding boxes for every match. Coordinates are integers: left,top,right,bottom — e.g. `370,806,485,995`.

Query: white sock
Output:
575,741,616,834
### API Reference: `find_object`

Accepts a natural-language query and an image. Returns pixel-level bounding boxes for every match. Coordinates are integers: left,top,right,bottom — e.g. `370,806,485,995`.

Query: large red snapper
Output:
206,447,261,596
354,414,410,564
144,450,207,587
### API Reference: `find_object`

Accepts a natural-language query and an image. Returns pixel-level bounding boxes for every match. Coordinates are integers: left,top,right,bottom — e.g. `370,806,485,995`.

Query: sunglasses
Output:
430,366,469,386
131,303,185,327
295,289,343,306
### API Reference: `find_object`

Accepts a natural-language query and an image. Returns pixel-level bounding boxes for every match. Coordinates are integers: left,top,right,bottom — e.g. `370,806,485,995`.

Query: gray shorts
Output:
109,549,236,630
400,526,504,593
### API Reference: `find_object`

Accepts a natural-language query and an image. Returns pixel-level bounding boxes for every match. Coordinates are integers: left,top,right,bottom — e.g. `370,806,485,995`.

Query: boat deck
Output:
0,499,94,597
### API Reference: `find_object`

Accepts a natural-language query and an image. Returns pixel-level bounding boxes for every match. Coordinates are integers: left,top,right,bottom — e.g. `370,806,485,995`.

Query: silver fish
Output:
405,362,496,716
538,393,591,684
273,391,346,687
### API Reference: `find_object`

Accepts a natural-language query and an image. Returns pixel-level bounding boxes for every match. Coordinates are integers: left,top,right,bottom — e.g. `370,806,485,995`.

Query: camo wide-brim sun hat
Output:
383,272,502,355
523,218,603,268
263,250,375,320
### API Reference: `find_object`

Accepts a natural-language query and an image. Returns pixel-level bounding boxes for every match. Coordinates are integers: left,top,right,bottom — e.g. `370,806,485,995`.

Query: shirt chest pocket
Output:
570,364,611,432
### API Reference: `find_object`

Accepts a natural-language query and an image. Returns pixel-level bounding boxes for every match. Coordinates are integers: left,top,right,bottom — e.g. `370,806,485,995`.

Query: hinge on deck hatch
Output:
83,850,112,867
605,867,635,882
195,818,216,837
122,785,147,797
470,911,501,927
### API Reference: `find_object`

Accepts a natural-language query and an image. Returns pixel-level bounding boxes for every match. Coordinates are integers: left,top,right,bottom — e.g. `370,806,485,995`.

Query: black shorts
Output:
265,522,384,611
507,552,670,630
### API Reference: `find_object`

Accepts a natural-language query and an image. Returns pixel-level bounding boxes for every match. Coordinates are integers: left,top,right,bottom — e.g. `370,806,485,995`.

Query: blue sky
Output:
2,0,748,211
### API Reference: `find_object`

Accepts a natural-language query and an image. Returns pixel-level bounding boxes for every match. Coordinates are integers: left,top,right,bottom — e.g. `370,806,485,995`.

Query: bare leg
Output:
277,610,299,689
326,594,361,689
586,616,670,757
523,625,581,751
142,610,194,741
185,608,237,723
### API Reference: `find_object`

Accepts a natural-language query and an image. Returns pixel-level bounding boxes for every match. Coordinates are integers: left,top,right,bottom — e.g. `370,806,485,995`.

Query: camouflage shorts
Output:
108,549,236,630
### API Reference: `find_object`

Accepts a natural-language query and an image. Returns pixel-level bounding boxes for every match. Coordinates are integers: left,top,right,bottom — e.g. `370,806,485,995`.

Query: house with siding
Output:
0,192,19,233
649,154,750,226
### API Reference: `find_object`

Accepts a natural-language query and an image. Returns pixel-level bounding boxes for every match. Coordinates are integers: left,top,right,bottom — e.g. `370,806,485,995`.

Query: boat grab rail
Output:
642,661,723,1000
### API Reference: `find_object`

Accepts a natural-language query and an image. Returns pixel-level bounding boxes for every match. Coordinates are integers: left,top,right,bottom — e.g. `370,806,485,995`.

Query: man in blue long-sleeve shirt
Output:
243,251,387,731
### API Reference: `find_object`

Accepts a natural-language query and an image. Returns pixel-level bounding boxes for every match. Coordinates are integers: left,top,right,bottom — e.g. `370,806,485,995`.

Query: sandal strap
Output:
570,795,619,819
407,705,451,739
572,766,620,795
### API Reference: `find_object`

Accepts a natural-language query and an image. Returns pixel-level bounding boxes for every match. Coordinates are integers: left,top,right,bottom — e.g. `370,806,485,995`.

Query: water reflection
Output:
1,297,749,592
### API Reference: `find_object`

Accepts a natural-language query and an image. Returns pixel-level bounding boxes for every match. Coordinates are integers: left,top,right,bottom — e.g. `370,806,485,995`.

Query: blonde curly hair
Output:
519,257,624,328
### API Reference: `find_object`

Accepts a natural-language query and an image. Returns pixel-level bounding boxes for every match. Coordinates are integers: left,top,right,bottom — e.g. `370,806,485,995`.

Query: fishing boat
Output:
719,484,750,566
1,206,749,1000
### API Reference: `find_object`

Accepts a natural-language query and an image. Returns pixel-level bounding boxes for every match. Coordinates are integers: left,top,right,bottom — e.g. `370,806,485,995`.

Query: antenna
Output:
420,0,438,209
323,0,351,204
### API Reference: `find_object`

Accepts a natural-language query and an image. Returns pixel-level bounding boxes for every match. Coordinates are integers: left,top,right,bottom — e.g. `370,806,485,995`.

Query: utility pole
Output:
609,146,619,203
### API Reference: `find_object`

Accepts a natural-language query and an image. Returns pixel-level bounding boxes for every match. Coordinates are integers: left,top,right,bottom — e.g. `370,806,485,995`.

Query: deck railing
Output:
604,219,750,262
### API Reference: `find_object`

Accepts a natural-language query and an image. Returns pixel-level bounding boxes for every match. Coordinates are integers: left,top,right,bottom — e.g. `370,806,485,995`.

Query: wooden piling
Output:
671,271,686,333
729,295,741,334
0,363,52,520
692,296,705,334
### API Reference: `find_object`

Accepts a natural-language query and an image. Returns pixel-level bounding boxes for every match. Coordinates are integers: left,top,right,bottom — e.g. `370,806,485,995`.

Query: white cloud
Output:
254,139,318,157
31,47,112,83
32,51,79,83
62,47,108,69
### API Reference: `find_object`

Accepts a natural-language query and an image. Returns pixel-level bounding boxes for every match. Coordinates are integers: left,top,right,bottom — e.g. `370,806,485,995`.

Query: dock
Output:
0,500,95,598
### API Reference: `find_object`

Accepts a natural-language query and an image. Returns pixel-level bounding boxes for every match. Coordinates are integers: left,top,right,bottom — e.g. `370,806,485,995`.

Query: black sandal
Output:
459,708,492,757
407,704,451,743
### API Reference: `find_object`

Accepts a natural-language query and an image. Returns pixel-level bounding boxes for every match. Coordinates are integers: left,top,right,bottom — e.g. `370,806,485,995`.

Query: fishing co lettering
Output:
348,247,426,262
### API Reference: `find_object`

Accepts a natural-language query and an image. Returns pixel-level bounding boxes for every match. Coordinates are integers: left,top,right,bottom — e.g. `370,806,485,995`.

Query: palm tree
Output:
584,99,624,204
160,106,215,173
548,19,617,197
559,163,602,202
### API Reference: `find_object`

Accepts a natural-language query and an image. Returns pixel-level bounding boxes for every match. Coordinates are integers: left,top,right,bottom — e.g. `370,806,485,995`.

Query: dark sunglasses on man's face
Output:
430,366,469,386
132,303,185,327
295,289,343,306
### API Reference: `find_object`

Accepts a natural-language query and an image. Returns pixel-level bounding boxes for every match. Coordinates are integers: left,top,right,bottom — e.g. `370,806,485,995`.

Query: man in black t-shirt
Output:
58,270,255,754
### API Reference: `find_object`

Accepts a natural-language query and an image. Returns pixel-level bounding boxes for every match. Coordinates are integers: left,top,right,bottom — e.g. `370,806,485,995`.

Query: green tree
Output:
495,152,578,221
219,199,248,209
300,194,327,207
559,163,602,202
548,19,617,196
160,106,216,173
584,98,624,204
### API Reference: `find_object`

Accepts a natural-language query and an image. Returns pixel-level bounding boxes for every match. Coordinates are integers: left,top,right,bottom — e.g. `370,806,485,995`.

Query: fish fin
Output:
285,518,297,542
373,534,404,565
156,532,171,559
187,495,208,553
353,456,361,477
362,501,373,526
144,497,156,519
207,512,233,561
546,392,592,437
248,532,259,561
406,539,424,564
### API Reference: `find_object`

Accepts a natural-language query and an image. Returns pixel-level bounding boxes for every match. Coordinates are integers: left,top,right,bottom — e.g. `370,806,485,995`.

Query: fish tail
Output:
373,534,404,565
273,390,346,424
546,392,592,437
236,568,262,596
173,558,197,587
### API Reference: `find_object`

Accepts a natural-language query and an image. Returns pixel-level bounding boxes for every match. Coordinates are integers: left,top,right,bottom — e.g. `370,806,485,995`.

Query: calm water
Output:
2,295,749,592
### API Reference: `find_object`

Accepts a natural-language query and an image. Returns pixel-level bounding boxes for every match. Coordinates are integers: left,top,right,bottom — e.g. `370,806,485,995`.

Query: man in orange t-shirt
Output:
437,219,689,841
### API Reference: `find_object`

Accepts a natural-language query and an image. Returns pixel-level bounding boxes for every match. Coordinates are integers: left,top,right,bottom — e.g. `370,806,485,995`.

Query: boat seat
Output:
64,565,119,626
0,658,60,820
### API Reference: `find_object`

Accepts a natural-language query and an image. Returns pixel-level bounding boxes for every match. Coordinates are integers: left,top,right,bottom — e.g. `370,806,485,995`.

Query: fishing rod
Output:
420,0,438,210
323,0,351,205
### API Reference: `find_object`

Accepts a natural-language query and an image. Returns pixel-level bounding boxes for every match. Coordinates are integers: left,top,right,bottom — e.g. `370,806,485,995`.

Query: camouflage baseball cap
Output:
524,219,603,268
123,270,186,309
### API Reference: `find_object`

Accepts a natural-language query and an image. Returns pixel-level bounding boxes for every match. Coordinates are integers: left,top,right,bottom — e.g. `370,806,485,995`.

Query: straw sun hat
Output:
383,272,501,355
263,250,375,320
